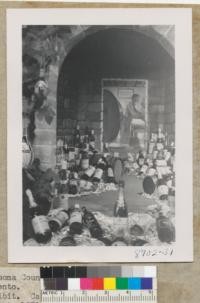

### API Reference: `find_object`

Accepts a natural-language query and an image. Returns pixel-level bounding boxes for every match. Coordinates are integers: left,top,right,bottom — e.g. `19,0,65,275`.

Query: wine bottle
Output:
83,137,89,151
59,178,68,194
157,182,169,201
111,238,128,246
74,132,80,146
168,185,175,211
93,163,105,183
69,204,83,234
143,174,158,195
60,159,68,177
73,124,80,143
127,152,134,163
132,161,139,171
26,188,37,208
49,187,69,232
59,236,76,246
98,237,112,246
56,138,64,164
98,158,108,171
165,150,172,164
156,214,175,243
156,150,164,161
106,165,115,183
75,145,80,158
68,147,75,161
89,151,100,166
138,163,148,176
137,152,145,167
132,239,148,246
78,135,85,150
80,152,89,170
68,174,79,195
59,161,69,194
114,181,128,217
89,128,95,140
124,160,131,174
73,126,80,157
84,126,90,136
82,207,103,239
75,156,81,167
22,135,33,169
28,158,43,181
156,138,164,151
81,166,96,181
89,129,95,150
26,189,52,243
49,209,69,232
130,224,144,236
158,127,165,141
146,166,157,177
148,133,155,154
103,142,109,152
146,157,153,167
153,149,158,160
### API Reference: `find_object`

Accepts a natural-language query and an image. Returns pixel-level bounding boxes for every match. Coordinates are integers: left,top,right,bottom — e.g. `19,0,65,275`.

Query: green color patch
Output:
116,278,128,290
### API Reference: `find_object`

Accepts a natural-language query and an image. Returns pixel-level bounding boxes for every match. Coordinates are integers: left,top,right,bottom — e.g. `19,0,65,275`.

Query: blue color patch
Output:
128,278,141,289
141,278,152,290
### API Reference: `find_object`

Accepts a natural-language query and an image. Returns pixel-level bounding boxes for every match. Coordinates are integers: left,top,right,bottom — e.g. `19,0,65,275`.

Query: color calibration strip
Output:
41,267,157,303
40,266,157,291
41,277,156,291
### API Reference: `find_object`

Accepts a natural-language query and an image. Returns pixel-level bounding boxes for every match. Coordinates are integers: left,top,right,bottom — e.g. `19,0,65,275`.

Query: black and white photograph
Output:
7,9,192,262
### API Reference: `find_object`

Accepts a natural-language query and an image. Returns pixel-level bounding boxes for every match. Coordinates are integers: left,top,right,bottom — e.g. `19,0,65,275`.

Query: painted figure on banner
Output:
125,93,146,149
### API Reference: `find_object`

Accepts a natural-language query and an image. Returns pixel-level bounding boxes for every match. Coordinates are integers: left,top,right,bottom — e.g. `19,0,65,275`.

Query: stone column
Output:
33,65,58,170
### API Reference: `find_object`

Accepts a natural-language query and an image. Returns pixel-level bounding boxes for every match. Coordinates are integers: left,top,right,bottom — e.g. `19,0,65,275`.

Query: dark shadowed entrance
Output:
57,26,175,151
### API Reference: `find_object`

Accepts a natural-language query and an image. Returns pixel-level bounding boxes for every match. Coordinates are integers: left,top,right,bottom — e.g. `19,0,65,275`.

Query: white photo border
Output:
7,8,193,263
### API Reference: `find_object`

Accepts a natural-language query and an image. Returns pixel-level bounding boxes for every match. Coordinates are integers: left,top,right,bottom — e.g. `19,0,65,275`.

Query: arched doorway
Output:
57,26,174,152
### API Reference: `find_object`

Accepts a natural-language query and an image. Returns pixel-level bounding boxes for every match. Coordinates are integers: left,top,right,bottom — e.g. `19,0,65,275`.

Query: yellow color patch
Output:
104,278,116,290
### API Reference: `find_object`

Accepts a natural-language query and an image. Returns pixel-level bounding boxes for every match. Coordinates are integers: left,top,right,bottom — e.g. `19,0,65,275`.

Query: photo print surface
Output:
7,9,193,262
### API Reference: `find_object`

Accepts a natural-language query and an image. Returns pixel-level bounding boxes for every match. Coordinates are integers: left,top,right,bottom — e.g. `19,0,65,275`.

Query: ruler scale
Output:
40,266,157,303
41,290,157,303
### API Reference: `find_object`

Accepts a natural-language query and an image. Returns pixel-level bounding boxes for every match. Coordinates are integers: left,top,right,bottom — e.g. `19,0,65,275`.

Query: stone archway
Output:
56,26,174,163
23,25,174,169
64,25,174,61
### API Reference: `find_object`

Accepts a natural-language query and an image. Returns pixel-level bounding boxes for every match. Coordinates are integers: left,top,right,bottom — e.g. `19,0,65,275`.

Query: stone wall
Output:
33,65,58,169
148,77,166,133
164,73,175,143
148,72,175,143
57,79,102,150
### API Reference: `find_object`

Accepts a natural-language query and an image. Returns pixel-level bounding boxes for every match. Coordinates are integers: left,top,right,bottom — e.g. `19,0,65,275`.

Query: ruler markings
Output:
41,290,157,302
